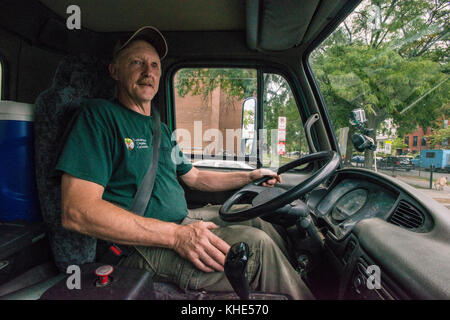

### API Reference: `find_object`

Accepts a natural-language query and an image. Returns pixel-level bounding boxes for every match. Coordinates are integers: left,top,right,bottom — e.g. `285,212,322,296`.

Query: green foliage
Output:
392,137,407,150
310,41,449,134
242,108,254,127
262,74,306,153
427,126,450,148
309,0,449,165
175,68,257,100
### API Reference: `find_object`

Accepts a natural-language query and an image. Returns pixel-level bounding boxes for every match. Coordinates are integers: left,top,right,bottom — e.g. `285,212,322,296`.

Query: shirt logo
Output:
124,138,135,151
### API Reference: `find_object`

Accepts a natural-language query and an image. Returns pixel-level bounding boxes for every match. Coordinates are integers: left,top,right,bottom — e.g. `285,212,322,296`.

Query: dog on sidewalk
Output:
434,176,448,191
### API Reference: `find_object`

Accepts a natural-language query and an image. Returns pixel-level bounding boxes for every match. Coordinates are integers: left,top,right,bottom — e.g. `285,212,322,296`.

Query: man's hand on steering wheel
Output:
249,168,282,187
220,151,341,222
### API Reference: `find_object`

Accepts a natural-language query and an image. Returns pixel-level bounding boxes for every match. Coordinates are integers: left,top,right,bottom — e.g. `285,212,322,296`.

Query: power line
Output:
400,77,448,115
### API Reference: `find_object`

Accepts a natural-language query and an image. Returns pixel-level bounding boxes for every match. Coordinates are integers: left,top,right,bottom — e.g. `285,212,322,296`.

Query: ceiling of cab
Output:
38,0,246,32
38,0,357,52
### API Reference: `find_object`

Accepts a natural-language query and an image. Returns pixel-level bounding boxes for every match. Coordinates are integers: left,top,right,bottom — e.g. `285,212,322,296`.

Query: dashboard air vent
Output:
389,200,424,229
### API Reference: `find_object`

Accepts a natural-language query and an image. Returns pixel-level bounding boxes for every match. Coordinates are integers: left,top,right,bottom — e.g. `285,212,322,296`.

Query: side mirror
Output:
241,97,257,156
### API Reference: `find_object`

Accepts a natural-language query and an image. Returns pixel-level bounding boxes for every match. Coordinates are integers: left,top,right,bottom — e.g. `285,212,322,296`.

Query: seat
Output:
34,54,116,272
32,54,195,299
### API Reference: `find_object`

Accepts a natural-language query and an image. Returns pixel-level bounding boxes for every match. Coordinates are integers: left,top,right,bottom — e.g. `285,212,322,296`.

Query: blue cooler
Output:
0,101,42,222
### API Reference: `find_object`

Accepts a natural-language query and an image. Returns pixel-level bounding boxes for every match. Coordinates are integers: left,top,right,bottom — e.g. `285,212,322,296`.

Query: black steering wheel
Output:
219,151,340,222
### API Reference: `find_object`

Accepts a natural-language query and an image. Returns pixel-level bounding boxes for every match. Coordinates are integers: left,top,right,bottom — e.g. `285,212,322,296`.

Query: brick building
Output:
402,118,449,154
174,85,244,156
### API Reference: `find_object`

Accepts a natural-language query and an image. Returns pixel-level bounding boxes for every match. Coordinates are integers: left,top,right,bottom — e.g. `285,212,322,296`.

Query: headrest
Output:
51,54,116,99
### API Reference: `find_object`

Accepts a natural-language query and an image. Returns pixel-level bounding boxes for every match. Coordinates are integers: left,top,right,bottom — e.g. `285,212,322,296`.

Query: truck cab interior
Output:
0,0,449,300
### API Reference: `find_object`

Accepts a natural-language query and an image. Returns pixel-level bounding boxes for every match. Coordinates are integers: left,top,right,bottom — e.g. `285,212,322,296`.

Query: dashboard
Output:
303,169,450,300
312,177,397,240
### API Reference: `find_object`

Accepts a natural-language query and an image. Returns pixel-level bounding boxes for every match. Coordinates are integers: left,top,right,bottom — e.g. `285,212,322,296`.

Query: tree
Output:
341,0,449,62
175,68,257,100
427,126,450,148
311,44,448,165
262,74,305,153
309,0,449,168
392,137,408,151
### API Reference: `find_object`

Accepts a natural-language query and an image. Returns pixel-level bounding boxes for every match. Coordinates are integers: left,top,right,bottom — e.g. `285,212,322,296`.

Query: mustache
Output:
137,78,154,86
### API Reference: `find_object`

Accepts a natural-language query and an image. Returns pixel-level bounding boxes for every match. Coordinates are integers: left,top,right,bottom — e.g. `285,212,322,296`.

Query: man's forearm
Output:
62,197,179,248
191,170,252,192
62,194,231,273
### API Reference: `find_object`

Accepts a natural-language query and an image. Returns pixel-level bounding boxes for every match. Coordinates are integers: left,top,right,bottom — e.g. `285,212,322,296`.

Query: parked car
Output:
379,156,414,171
351,155,365,163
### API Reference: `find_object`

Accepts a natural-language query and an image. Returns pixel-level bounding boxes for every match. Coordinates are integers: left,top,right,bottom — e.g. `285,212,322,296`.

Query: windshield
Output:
309,0,449,206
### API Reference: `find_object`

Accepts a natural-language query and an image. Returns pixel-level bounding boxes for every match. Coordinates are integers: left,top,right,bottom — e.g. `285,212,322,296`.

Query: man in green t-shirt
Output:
58,26,313,299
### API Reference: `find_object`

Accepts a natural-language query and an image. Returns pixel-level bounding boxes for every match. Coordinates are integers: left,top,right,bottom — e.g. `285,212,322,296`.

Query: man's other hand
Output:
173,221,230,273
249,168,282,187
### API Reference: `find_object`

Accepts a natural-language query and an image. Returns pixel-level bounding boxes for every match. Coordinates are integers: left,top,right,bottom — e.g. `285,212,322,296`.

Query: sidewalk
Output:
346,164,450,208
392,174,450,208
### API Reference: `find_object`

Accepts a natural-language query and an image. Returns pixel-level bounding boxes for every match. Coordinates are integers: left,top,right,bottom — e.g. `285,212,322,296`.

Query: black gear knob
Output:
224,242,250,300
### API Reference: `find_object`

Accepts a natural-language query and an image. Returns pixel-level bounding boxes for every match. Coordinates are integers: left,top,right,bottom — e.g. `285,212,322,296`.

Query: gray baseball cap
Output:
113,26,168,60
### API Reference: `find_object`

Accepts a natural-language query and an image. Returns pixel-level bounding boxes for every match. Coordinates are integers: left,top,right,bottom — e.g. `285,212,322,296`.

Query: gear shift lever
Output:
224,242,250,300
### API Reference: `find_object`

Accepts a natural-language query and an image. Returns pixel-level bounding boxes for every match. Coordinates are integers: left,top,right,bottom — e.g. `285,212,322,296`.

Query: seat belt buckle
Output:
98,244,135,265
109,244,134,257
109,244,123,256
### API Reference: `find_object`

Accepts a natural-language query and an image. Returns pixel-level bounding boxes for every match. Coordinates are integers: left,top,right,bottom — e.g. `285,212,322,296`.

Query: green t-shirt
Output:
56,98,193,222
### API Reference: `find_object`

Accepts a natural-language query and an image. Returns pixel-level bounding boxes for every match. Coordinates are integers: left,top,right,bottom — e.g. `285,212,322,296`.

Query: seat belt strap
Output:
100,105,161,265
129,106,161,215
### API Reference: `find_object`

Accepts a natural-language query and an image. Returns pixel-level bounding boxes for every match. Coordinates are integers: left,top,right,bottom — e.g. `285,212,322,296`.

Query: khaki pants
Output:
120,204,314,300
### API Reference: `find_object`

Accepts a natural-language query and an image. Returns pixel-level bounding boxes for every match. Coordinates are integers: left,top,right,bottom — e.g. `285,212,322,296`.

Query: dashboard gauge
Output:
331,188,368,222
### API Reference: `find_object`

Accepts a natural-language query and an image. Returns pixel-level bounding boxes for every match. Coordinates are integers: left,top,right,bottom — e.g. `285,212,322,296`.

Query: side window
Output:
173,68,258,169
262,73,308,168
172,68,308,170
